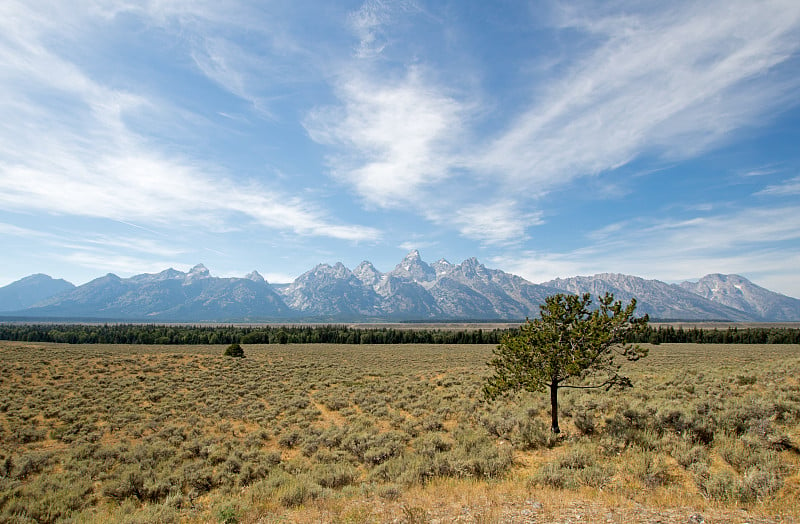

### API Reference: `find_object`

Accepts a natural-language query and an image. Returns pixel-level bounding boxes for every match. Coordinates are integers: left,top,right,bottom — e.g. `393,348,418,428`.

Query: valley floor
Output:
1,341,798,523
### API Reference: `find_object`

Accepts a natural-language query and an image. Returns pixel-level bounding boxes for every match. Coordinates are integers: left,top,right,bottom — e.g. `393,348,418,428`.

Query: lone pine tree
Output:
484,293,649,433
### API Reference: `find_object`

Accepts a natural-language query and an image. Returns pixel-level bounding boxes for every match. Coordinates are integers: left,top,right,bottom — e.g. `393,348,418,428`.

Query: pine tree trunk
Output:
550,381,560,433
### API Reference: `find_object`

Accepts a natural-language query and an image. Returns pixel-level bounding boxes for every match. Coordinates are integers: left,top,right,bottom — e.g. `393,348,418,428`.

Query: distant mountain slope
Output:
5,253,799,321
679,274,800,322
20,265,292,321
543,273,753,321
277,263,383,320
0,274,75,312
429,258,561,319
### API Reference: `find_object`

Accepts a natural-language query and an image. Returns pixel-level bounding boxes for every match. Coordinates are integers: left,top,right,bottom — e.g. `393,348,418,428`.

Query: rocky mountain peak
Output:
353,261,382,287
5,258,800,322
245,270,266,284
300,262,353,283
432,259,453,277
455,257,489,279
160,268,184,279
188,264,211,279
390,250,436,283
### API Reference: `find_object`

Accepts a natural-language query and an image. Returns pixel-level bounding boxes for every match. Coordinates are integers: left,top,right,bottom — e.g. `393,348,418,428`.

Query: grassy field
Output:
1,341,799,523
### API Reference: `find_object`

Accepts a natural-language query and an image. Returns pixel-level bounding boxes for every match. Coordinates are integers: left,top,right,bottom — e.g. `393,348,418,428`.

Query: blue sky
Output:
1,1,800,298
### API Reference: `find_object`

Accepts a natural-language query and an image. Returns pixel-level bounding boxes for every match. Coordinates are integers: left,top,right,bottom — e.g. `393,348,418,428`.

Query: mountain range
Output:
1,250,798,322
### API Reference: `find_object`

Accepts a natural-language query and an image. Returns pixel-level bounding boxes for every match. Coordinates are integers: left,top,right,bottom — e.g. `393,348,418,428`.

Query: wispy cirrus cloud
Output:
0,223,51,238
305,65,468,208
308,0,800,246
757,175,800,196
349,0,421,58
398,239,438,252
0,220,189,280
0,1,380,243
476,1,800,192
304,64,537,245
80,234,186,259
451,201,542,246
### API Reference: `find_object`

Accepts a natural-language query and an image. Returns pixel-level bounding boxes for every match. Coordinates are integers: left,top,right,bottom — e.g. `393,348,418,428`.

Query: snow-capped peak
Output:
390,250,435,282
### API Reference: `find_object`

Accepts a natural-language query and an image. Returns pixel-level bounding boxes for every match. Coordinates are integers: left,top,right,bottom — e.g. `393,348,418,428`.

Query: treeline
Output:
0,323,799,345
630,325,800,344
0,324,509,345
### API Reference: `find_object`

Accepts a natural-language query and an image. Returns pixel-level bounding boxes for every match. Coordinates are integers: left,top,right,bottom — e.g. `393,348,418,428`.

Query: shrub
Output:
13,452,53,480
532,443,613,490
576,463,615,488
275,475,320,508
670,439,709,469
512,419,559,450
223,343,244,358
415,433,452,458
310,462,358,488
1,471,93,522
377,483,402,500
739,465,784,502
532,461,573,489
698,469,737,502
573,410,597,436
448,428,513,479
558,444,596,470
736,375,757,386
216,504,240,524
716,435,776,473
625,451,671,488
278,430,303,449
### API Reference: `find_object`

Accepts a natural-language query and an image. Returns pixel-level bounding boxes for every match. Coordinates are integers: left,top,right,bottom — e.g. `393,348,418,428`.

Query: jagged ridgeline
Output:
1,323,798,345
1,251,800,322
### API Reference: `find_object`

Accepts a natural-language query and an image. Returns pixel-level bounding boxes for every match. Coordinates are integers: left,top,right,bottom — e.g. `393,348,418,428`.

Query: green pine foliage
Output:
224,343,245,358
484,293,649,432
0,322,797,345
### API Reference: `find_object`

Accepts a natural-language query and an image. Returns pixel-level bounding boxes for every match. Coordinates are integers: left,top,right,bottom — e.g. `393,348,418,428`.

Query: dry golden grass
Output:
0,341,798,523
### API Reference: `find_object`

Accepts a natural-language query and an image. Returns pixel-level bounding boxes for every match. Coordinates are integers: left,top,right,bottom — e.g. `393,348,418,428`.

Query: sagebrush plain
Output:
1,341,799,523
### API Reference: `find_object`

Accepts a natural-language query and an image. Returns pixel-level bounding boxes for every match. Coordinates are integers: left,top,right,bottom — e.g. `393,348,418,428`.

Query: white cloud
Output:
490,250,595,285
81,234,186,258
475,1,800,193
638,206,800,251
191,38,262,112
757,175,800,196
309,0,800,246
349,0,420,58
742,166,782,177
305,66,468,208
0,223,50,238
452,201,542,246
398,240,438,252
0,151,380,241
0,1,380,243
